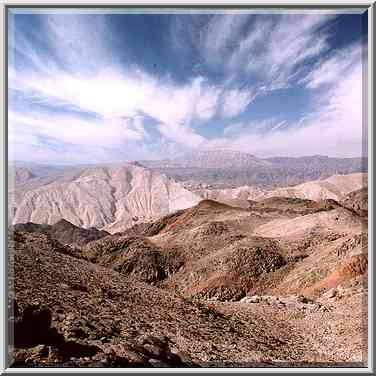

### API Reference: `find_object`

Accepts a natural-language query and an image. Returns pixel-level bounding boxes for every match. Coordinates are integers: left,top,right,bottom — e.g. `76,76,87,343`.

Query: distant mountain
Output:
142,149,271,169
9,162,201,233
198,173,367,208
265,155,367,178
8,154,367,234
9,167,36,185
259,172,367,202
8,161,76,179
139,151,367,189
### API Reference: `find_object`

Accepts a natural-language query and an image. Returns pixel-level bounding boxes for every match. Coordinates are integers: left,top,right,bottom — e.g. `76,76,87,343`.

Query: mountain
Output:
9,158,367,234
8,167,36,186
10,162,201,233
139,151,366,189
265,155,367,171
10,229,326,368
142,149,271,169
10,183,368,366
196,173,366,208
259,173,367,202
340,187,368,217
12,219,109,247
8,161,76,181
197,186,263,208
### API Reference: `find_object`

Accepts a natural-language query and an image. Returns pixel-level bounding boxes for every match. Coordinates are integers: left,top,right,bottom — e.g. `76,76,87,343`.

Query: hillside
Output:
10,230,330,367
9,163,201,233
9,167,36,185
259,173,367,202
340,187,368,217
12,219,109,247
199,173,366,207
10,183,368,367
9,161,367,234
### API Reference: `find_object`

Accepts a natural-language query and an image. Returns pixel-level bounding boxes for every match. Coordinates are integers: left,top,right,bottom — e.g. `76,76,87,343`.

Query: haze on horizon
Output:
8,10,368,164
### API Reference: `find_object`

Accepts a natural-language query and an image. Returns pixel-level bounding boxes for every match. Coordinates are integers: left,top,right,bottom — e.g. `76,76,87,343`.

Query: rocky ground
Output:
8,185,368,368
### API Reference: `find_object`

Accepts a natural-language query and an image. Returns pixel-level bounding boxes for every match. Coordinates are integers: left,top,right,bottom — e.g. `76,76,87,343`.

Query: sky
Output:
8,9,368,164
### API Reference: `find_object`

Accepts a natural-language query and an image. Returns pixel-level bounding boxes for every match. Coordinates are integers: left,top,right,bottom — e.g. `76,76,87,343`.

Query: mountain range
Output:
140,151,367,189
8,150,367,233
8,149,368,367
200,173,367,208
10,183,368,366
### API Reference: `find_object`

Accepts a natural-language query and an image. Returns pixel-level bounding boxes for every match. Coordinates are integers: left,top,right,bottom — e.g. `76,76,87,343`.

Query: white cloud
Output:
9,14,227,154
205,60,364,158
223,122,245,136
223,117,286,137
9,12,364,162
267,120,288,133
222,89,256,117
203,13,335,89
302,43,362,89
203,13,250,64
9,110,147,148
44,13,112,75
157,122,205,148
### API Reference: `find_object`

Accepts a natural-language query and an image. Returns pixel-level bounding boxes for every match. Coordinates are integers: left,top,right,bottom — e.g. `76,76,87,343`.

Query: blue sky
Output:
8,10,368,163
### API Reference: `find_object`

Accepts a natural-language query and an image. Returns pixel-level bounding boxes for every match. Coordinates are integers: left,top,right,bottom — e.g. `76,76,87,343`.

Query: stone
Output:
323,288,337,299
240,295,260,304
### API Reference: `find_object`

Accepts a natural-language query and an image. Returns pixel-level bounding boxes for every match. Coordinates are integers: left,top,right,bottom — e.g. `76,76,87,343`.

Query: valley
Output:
7,8,369,371
8,153,368,367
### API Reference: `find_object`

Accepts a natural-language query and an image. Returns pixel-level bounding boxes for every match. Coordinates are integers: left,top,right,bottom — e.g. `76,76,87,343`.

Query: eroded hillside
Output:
9,181,368,367
9,163,201,233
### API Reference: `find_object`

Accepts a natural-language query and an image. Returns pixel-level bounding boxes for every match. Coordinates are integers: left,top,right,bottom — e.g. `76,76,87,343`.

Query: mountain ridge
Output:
9,163,201,233
139,150,367,189
9,153,367,233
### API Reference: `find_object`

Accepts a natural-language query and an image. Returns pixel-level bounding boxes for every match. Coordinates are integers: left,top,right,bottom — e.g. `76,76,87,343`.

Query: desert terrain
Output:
8,152,368,368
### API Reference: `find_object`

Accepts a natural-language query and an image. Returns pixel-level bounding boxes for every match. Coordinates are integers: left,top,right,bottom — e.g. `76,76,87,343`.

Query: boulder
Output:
240,295,261,304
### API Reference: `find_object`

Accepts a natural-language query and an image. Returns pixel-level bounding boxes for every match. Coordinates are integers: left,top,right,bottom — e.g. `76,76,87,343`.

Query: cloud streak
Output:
201,13,336,89
204,53,365,158
8,11,366,162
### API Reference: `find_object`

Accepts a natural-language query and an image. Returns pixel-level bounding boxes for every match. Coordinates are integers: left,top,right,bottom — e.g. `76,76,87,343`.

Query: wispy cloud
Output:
9,110,147,147
223,117,287,137
205,56,364,157
9,11,365,162
302,43,363,89
200,13,335,89
10,13,264,158
157,122,205,148
222,88,257,117
9,13,225,158
203,13,250,65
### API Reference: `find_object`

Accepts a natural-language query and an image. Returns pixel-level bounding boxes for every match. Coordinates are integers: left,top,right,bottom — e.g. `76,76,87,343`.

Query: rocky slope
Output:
10,163,201,233
259,173,367,202
9,182,368,367
340,187,368,217
12,219,109,248
9,231,331,368
9,156,366,234
199,173,367,208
